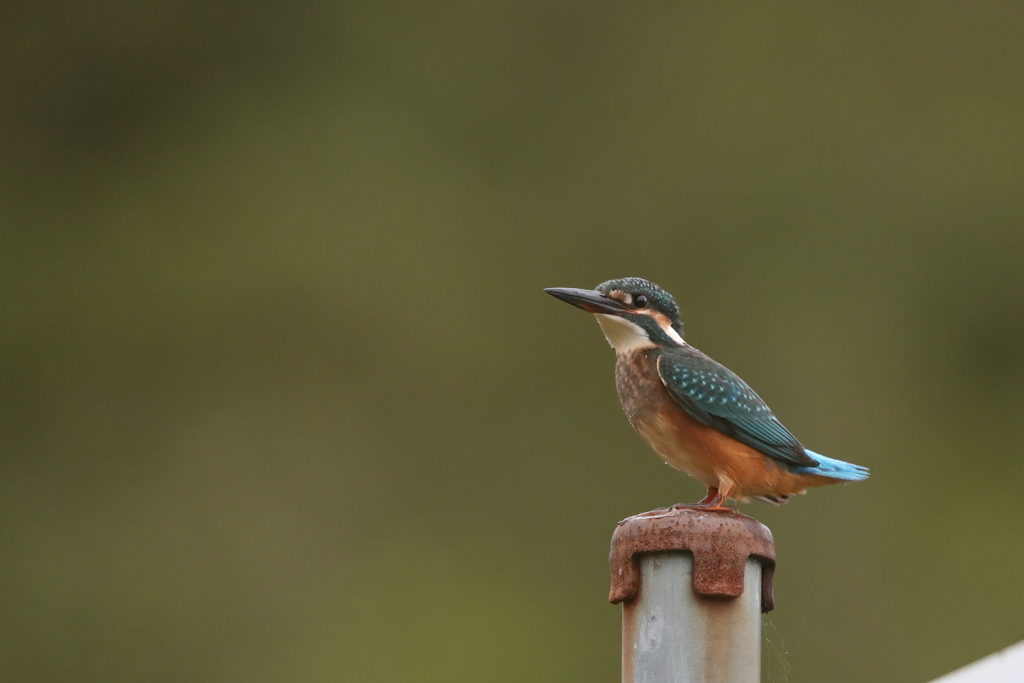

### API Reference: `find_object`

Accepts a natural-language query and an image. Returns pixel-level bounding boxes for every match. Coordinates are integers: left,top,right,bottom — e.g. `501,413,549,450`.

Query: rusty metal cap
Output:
609,508,777,613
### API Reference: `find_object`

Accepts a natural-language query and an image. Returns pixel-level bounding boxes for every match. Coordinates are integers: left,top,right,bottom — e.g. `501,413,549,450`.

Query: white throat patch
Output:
663,324,685,346
594,314,654,352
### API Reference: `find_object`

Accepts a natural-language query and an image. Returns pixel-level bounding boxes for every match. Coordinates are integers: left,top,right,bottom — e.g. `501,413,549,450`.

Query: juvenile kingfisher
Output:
545,277,868,509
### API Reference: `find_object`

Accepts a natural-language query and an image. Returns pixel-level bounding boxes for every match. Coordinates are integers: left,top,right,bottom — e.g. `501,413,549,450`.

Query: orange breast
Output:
616,351,839,501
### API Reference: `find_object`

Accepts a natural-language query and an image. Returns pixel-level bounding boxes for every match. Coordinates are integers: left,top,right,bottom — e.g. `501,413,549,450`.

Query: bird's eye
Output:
634,294,648,308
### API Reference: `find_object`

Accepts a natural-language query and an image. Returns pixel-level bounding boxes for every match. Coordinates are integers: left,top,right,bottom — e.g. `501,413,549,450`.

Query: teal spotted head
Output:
545,277,685,352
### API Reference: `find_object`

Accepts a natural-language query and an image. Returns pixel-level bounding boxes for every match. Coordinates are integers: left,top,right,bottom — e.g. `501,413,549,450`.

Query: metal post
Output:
610,508,776,683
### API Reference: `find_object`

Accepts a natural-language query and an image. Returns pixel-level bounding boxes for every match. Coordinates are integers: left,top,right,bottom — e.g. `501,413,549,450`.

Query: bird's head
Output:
545,277,685,352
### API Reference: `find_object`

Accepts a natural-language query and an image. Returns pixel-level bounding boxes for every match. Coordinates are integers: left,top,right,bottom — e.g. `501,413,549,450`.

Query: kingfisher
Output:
545,277,868,510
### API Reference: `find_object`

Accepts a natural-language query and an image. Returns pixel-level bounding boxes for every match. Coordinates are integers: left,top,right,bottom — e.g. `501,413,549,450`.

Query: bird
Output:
545,277,868,510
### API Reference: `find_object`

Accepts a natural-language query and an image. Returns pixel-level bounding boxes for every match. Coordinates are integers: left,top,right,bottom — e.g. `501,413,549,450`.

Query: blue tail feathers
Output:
791,450,869,481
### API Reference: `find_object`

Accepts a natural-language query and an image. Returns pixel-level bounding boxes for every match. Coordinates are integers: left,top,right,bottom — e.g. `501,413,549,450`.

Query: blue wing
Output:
656,347,818,469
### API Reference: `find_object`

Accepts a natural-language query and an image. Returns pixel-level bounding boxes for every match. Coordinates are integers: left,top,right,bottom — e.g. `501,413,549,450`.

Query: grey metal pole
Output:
610,508,776,683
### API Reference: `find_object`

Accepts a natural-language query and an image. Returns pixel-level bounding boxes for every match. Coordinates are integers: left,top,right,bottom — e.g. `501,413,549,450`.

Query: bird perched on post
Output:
545,277,868,510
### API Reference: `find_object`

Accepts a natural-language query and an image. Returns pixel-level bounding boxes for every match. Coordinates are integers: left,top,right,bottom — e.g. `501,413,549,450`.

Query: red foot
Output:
701,503,737,512
662,487,735,512
685,487,737,512
696,487,719,506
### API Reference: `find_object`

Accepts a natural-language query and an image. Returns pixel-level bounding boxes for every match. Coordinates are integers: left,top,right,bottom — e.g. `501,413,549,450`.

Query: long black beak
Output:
544,287,629,315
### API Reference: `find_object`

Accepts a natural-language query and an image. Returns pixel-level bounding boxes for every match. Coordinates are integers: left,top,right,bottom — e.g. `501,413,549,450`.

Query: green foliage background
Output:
3,3,1023,681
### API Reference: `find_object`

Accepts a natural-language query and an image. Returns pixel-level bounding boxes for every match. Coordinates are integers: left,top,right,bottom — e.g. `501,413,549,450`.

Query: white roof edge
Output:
928,640,1024,683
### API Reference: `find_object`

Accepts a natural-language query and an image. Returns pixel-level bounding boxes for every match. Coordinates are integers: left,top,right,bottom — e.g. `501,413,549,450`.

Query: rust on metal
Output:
609,507,776,612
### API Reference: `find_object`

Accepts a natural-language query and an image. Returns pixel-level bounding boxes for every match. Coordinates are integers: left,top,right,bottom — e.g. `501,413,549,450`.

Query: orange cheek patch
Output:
652,311,672,328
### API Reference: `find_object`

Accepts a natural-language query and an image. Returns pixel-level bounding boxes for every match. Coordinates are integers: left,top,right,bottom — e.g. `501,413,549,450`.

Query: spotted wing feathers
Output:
656,349,818,468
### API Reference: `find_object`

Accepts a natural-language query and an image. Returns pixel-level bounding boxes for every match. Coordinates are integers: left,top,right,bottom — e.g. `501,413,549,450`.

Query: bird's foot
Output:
695,487,720,506
630,503,737,522
668,502,712,511
699,503,738,512
625,488,736,523
674,487,737,512
668,502,738,512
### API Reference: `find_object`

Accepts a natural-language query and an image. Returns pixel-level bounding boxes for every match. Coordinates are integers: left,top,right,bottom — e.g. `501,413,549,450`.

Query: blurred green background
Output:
2,2,1023,682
